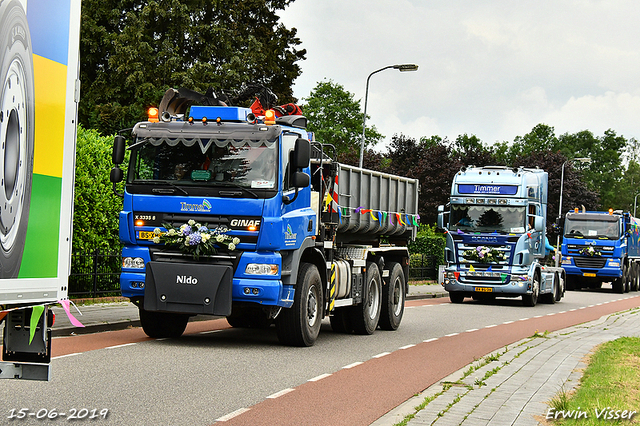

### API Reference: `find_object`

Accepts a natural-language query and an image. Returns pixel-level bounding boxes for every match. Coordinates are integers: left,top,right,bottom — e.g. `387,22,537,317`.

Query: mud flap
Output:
144,262,232,316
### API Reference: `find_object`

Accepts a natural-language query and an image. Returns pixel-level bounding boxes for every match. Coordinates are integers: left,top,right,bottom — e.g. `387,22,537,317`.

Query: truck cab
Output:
561,210,640,293
437,166,564,306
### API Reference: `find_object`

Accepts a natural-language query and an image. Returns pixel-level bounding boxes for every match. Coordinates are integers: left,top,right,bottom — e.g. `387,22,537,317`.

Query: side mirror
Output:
110,167,123,183
534,215,544,231
113,135,126,165
437,212,444,229
292,138,310,169
292,171,309,188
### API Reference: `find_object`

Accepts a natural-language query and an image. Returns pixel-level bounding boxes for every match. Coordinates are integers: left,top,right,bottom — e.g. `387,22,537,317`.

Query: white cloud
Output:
279,0,640,147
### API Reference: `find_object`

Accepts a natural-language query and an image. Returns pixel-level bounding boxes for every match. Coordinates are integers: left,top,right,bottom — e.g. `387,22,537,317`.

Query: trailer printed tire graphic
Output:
0,0,34,278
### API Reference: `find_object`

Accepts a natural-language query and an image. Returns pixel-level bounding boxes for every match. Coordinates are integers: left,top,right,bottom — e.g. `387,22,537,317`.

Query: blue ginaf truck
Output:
437,166,565,306
110,89,419,346
560,210,640,293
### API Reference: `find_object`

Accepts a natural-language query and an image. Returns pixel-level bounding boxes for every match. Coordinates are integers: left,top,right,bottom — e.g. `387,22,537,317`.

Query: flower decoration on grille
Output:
463,246,507,263
153,219,240,259
579,246,601,257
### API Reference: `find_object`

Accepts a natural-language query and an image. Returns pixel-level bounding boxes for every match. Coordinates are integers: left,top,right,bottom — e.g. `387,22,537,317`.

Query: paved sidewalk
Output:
371,307,640,426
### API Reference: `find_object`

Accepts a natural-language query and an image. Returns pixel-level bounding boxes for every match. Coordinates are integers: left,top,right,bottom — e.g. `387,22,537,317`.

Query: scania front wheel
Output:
0,0,34,278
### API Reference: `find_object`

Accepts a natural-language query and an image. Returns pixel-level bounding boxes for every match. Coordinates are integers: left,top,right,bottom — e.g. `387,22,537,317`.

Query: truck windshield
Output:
450,204,526,233
564,218,619,239
130,137,277,190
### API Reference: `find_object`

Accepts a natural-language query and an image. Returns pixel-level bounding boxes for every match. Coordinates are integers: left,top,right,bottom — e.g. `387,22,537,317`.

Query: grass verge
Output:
545,336,640,424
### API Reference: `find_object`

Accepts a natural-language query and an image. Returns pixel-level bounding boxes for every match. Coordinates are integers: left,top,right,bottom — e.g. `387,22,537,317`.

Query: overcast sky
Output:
279,0,640,151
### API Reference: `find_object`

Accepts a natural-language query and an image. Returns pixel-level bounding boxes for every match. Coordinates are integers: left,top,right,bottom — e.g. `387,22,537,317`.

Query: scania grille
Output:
149,248,241,270
574,257,606,268
460,275,509,285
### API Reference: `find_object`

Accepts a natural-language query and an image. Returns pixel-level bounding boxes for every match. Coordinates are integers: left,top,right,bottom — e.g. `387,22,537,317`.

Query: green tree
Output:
301,80,383,156
558,129,626,209
73,127,127,252
80,0,306,135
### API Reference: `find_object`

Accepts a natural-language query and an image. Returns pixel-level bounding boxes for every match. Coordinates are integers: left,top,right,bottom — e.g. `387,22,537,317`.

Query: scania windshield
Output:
450,204,527,234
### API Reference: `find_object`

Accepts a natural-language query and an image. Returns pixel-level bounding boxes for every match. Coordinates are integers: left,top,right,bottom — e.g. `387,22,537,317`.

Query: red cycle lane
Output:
215,296,640,426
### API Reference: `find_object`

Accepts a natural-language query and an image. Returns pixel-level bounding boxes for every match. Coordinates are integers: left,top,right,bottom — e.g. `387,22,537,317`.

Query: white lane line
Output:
309,373,331,382
485,324,497,328
518,318,530,321
342,361,363,369
546,313,556,316
372,352,391,358
423,337,438,343
52,352,81,360
105,343,136,350
266,388,294,399
465,328,478,333
533,315,543,318
399,344,416,350
216,408,250,422
503,321,514,325
445,332,459,337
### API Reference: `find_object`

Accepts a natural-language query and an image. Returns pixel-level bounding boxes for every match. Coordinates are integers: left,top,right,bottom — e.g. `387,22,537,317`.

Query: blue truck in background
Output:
560,210,640,293
109,88,419,346
437,166,565,306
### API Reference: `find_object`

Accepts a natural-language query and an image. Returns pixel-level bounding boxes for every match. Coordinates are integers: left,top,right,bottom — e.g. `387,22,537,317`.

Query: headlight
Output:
123,257,145,269
608,260,620,267
561,257,572,265
511,275,528,281
245,263,279,275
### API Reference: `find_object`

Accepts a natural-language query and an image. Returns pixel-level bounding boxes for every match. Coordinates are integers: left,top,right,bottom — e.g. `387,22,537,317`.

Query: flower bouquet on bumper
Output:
153,219,240,259
463,246,506,263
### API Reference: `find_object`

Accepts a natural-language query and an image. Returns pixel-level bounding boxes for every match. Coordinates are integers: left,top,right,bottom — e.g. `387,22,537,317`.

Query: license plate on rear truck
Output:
583,273,596,277
474,287,493,292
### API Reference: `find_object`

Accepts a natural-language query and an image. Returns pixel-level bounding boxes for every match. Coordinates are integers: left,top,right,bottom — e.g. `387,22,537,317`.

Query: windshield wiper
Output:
135,180,189,195
217,182,259,198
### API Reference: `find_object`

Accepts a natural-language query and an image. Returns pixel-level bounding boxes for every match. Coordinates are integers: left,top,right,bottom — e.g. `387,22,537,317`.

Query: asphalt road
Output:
2,288,639,426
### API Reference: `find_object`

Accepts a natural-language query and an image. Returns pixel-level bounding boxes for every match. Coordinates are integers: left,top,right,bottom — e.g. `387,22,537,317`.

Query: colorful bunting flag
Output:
59,299,85,328
29,305,44,345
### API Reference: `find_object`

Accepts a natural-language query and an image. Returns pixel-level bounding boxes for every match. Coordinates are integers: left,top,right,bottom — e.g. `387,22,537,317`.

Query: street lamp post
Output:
556,157,591,266
359,64,418,168
634,193,640,217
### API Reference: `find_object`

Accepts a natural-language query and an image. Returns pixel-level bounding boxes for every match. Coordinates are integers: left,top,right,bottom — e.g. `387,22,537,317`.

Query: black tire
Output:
139,308,189,338
565,275,576,291
276,262,323,346
226,306,272,329
449,292,464,304
379,262,405,331
555,273,565,302
522,272,540,307
0,0,34,278
329,308,351,333
633,263,639,292
613,276,624,293
623,264,631,293
349,261,382,335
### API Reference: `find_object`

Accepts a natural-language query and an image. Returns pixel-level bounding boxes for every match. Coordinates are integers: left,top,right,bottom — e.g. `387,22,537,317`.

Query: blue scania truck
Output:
560,210,640,293
437,166,565,306
109,88,419,346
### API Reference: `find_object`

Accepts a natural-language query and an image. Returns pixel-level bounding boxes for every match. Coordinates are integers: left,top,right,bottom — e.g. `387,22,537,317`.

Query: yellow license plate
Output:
474,287,493,293
138,231,155,240
583,272,596,277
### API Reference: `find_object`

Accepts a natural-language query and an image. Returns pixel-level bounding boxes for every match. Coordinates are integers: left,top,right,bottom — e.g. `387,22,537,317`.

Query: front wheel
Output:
276,262,323,346
522,272,540,307
449,292,464,304
378,262,405,331
139,308,189,338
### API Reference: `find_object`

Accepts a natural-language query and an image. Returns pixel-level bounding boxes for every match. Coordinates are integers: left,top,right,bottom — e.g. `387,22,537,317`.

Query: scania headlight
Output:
245,263,279,275
123,257,145,269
